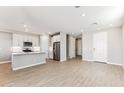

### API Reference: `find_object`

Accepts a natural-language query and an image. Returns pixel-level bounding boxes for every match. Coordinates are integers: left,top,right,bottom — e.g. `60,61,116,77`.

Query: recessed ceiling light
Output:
48,32,51,34
72,33,74,35
82,13,86,17
24,24,27,28
110,24,113,26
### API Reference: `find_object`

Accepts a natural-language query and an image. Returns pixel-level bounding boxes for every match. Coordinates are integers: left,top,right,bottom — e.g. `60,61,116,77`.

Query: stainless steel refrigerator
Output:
53,42,60,61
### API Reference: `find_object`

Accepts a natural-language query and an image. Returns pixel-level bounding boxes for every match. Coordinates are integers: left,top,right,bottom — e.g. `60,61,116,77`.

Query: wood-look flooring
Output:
0,58,124,87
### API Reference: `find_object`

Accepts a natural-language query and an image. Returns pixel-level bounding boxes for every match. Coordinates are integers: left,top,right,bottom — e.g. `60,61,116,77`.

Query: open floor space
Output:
0,58,124,87
0,6,124,87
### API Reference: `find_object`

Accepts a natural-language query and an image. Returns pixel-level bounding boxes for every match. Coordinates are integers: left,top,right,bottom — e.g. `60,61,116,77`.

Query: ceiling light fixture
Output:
48,32,51,34
82,13,86,17
72,33,74,35
110,24,113,26
24,24,27,28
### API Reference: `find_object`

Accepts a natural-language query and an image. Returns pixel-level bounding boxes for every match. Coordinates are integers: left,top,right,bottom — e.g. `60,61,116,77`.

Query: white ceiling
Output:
0,6,124,36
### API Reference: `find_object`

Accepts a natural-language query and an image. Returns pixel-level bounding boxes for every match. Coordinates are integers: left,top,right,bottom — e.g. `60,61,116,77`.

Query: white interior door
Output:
77,39,82,56
93,32,107,62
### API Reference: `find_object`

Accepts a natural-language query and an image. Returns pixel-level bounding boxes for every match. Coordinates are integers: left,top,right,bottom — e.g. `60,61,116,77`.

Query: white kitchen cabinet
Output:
12,34,39,48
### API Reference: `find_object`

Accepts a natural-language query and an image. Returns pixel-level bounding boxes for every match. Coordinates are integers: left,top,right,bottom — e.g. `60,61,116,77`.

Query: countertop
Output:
12,51,46,55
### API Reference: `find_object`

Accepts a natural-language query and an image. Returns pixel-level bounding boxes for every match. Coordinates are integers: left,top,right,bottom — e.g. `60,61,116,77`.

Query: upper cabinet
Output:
12,34,39,47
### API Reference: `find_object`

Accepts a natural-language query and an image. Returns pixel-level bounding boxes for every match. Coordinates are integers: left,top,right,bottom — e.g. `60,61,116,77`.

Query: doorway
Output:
53,42,60,61
75,38,82,59
93,32,107,63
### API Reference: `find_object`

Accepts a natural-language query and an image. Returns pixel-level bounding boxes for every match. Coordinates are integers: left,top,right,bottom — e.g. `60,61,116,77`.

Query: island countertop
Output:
12,51,46,55
11,51,46,70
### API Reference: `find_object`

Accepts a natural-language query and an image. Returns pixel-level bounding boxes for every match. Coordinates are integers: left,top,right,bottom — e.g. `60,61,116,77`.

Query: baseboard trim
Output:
0,61,11,64
83,59,94,62
12,62,46,71
107,62,122,66
60,59,67,62
83,59,123,67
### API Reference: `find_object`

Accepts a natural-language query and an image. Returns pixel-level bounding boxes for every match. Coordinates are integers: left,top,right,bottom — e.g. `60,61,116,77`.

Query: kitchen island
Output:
12,52,46,70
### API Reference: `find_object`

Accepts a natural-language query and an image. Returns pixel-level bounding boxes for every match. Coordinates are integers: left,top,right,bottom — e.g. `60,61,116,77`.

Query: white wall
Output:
107,27,122,65
69,35,76,58
82,27,123,65
60,32,67,61
40,35,49,58
0,31,12,63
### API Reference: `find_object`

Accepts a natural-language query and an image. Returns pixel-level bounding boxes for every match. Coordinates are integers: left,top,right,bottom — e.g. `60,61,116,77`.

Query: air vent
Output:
75,6,80,8
92,22,98,25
